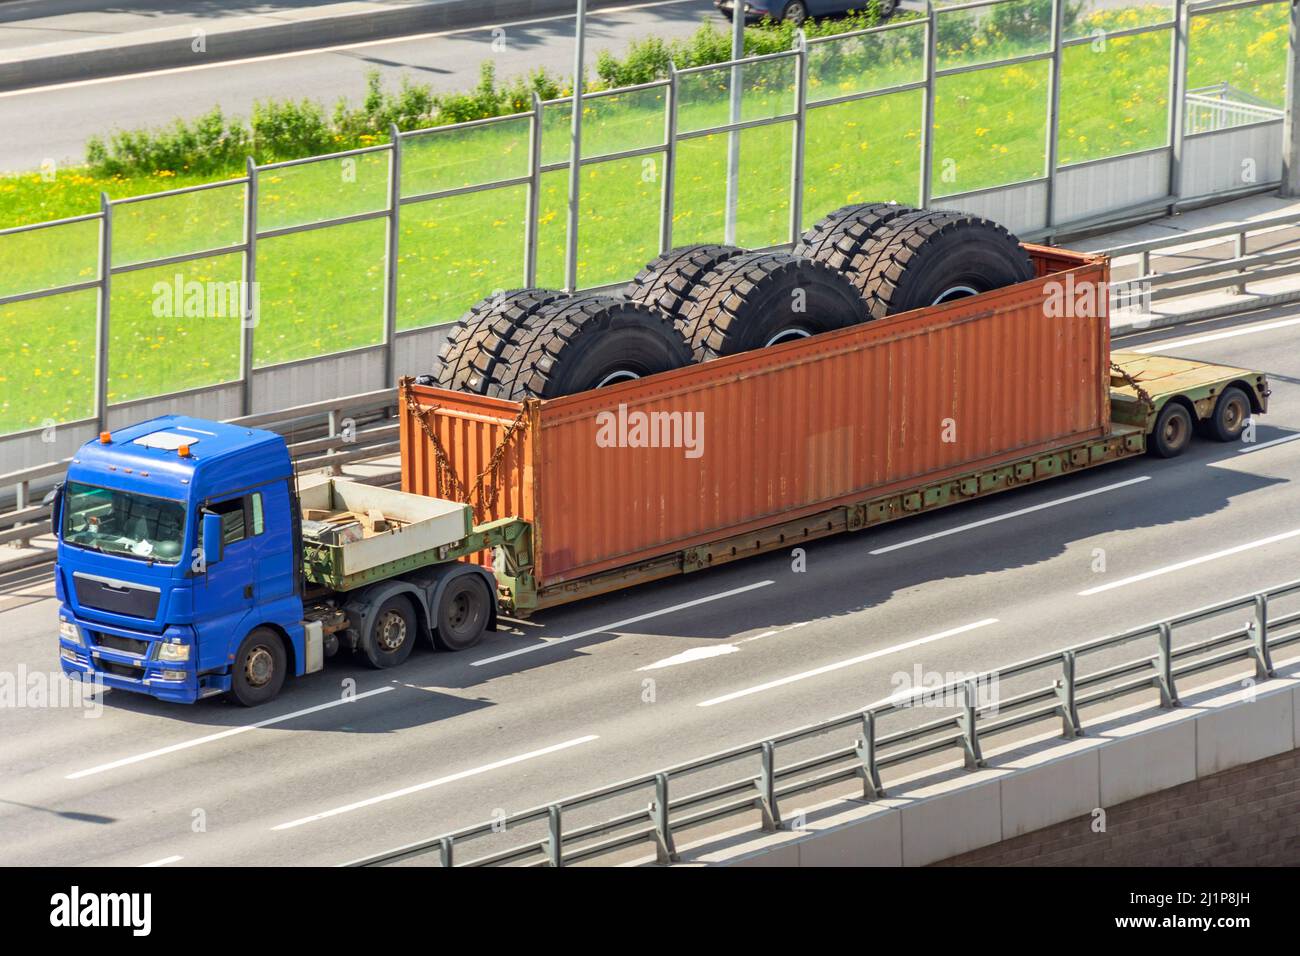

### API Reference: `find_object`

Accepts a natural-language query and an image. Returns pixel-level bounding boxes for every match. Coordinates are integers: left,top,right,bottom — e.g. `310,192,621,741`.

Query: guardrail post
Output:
789,30,808,242
438,836,454,868
1156,621,1178,707
659,64,679,255
545,804,564,867
14,479,30,548
240,157,258,416
650,772,679,864
958,679,984,769
855,710,885,799
756,740,781,831
95,192,112,433
383,125,402,387
525,93,543,287
1249,593,1275,680
1055,649,1083,738
1233,229,1247,295
919,1,936,208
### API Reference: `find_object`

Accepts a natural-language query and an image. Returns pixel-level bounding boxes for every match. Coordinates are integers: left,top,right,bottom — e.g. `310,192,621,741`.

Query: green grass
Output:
0,2,1290,434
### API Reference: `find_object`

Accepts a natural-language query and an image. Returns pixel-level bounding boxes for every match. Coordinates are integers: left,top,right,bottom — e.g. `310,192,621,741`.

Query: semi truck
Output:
52,241,1270,706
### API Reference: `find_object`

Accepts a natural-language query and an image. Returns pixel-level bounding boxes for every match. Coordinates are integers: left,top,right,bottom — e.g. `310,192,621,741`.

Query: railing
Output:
1,0,1292,445
347,579,1300,867
0,388,401,555
1186,83,1286,134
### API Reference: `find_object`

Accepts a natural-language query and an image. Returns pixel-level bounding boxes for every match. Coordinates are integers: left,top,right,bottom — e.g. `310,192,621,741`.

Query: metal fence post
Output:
240,157,258,416
1281,0,1299,196
659,63,679,255
1043,0,1065,233
546,804,564,867
651,772,679,864
1056,649,1082,738
958,679,984,769
1167,0,1190,207
725,6,745,245
789,31,809,243
919,1,937,208
525,92,543,287
856,709,885,799
1250,593,1275,680
94,192,112,433
564,0,588,293
1156,621,1178,707
383,126,402,386
756,740,781,831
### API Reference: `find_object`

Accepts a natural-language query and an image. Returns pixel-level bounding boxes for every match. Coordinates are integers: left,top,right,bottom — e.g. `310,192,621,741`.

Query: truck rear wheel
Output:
433,288,569,394
434,575,492,651
1150,402,1194,458
677,251,869,361
489,294,693,400
1203,386,1250,442
231,627,286,707
847,210,1035,319
362,595,417,668
793,202,916,276
625,244,744,322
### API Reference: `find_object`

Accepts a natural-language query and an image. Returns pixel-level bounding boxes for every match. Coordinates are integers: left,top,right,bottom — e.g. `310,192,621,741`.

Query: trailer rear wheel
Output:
433,289,569,394
490,294,693,400
1203,386,1250,442
678,251,868,361
434,575,492,651
231,627,286,707
793,202,916,276
1150,402,1194,458
626,244,744,322
848,210,1035,319
362,595,417,668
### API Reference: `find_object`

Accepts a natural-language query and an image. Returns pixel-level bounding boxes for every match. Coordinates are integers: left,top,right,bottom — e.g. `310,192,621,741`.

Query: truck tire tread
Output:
434,288,569,394
626,244,745,321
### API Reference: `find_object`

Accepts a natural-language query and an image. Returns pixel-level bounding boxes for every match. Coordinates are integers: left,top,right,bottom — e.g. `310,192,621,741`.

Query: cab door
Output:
194,493,257,673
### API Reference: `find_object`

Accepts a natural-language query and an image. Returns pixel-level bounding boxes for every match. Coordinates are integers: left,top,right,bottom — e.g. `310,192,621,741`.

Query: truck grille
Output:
73,573,160,620
93,632,149,657
101,660,145,680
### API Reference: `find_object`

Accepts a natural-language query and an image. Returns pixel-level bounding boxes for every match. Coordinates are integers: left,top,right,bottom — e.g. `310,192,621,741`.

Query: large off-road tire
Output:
230,627,287,707
847,210,1035,319
625,244,745,322
489,294,694,400
432,288,569,394
793,202,916,275
676,251,869,362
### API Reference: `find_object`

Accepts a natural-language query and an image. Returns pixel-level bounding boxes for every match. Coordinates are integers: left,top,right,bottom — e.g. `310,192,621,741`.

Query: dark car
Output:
716,0,896,25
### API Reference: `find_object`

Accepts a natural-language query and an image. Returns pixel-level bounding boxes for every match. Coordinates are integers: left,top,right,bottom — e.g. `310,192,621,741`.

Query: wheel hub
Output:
245,645,274,687
377,611,408,652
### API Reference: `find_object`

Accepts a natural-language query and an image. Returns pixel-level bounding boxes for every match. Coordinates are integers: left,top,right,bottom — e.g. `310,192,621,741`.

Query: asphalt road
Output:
1,305,1298,866
0,0,720,173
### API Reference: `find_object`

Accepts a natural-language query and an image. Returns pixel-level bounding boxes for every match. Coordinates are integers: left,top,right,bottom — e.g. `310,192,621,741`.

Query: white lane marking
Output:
696,618,999,708
867,477,1151,555
0,0,701,99
1078,527,1300,596
138,855,182,867
471,580,775,666
1236,432,1300,455
639,644,740,670
1130,315,1300,353
271,735,599,830
65,686,395,780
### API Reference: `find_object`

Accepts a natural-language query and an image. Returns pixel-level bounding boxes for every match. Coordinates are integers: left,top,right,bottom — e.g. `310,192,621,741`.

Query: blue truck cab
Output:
53,414,504,707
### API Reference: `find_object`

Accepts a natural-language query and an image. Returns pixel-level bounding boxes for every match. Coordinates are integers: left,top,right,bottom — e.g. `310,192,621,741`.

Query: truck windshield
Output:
62,481,186,564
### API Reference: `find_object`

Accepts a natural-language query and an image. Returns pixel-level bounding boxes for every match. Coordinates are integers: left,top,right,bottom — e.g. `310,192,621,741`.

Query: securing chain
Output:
401,378,529,522
1110,362,1155,413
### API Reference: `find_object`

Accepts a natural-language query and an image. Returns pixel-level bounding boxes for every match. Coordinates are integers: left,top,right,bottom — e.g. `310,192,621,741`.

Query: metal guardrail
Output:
1186,82,1285,134
347,579,1300,868
1100,209,1300,307
0,388,401,554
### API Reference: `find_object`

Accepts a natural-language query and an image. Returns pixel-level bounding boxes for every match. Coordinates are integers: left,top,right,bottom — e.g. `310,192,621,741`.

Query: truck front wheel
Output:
362,595,417,668
231,627,287,707
434,576,491,651
1150,402,1193,458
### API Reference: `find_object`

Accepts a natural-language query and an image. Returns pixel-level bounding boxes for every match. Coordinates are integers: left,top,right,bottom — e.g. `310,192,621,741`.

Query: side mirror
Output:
44,482,64,538
202,512,224,568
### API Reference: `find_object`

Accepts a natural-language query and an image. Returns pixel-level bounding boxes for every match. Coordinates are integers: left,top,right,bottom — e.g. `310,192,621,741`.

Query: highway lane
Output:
0,0,718,173
0,307,1298,866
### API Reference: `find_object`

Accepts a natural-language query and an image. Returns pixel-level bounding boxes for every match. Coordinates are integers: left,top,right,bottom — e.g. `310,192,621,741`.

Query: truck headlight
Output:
158,642,191,662
59,620,80,642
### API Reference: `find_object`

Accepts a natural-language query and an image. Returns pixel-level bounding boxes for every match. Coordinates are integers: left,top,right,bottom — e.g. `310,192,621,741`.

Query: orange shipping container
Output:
400,246,1110,604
